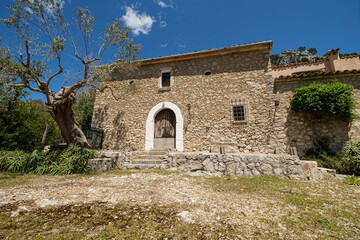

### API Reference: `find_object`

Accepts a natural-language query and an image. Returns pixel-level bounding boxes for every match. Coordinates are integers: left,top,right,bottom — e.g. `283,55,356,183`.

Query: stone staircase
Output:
124,150,168,169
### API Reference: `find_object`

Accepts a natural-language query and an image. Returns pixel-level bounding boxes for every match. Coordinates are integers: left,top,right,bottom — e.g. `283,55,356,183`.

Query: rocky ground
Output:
0,170,359,239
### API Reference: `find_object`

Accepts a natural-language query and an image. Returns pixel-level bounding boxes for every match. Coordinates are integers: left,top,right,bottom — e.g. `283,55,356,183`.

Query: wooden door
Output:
154,109,176,138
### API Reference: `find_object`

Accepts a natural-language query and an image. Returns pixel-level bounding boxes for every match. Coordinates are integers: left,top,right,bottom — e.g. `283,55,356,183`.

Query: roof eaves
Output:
138,40,273,64
275,69,360,81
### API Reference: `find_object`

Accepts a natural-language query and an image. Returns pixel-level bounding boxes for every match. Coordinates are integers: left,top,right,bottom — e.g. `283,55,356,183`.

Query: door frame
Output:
145,102,183,151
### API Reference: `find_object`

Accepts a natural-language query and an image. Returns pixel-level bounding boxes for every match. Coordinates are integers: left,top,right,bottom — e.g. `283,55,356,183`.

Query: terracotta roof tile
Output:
341,55,359,59
139,40,273,63
275,69,360,81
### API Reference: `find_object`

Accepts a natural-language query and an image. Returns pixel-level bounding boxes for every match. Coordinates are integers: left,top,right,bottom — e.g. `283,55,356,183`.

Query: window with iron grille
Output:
231,100,248,123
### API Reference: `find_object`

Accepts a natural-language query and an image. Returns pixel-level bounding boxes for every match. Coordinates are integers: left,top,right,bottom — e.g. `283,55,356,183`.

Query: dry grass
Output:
0,170,359,239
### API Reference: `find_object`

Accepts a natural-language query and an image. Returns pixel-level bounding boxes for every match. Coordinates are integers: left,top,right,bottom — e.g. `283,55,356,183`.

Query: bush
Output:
290,80,357,122
301,57,309,62
0,145,97,175
341,141,360,176
0,150,28,172
0,100,63,151
307,140,360,176
343,175,360,186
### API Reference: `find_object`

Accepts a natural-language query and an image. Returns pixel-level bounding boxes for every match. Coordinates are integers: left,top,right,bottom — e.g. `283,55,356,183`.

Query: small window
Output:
231,100,248,123
161,72,171,87
233,106,245,121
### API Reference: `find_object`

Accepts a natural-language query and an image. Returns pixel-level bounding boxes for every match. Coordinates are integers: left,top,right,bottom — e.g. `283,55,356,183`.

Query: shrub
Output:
307,140,360,176
343,175,360,186
301,57,309,62
341,141,360,176
0,145,97,175
0,100,63,151
290,80,357,122
0,151,28,172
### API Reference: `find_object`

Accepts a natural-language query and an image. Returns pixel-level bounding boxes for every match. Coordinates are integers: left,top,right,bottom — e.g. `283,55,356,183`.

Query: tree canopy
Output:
0,0,141,148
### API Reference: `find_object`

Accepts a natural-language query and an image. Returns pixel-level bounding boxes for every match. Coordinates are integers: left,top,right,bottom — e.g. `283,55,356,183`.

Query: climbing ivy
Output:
290,80,357,122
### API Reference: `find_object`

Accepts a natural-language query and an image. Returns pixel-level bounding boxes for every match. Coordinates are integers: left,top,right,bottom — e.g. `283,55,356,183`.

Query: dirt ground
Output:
0,170,360,239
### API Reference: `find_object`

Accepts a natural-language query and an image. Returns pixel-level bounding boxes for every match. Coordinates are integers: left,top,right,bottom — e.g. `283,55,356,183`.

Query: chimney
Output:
326,48,340,72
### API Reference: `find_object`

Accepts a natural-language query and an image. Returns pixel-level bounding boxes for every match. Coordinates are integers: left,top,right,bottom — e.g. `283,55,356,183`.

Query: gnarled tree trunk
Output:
47,90,91,148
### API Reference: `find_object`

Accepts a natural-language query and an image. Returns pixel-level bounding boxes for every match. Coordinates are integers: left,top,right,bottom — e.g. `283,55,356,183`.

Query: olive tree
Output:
0,0,140,147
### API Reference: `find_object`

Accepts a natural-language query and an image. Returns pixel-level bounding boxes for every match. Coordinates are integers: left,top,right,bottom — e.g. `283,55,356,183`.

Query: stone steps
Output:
132,159,164,164
136,155,165,159
128,150,168,169
124,163,165,169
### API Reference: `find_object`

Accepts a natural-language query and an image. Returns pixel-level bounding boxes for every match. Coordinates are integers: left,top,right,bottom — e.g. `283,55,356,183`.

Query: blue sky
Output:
1,0,360,100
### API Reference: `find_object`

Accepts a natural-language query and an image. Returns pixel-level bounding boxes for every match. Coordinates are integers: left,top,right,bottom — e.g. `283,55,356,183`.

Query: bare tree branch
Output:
46,63,63,87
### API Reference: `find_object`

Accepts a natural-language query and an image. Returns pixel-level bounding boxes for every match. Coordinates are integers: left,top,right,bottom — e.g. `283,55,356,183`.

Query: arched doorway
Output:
154,109,176,149
145,102,184,151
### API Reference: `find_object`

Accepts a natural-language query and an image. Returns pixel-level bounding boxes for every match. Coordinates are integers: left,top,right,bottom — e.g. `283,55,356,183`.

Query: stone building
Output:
92,41,282,154
273,49,360,157
92,42,360,158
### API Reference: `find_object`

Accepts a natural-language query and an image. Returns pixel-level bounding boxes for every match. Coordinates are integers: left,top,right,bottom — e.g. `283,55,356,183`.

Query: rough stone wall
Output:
274,75,360,157
95,150,336,180
93,50,283,153
166,152,334,180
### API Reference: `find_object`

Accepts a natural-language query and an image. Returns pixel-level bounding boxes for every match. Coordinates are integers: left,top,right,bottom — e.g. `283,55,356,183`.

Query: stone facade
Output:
274,74,360,157
92,41,360,160
92,41,283,154
272,49,360,157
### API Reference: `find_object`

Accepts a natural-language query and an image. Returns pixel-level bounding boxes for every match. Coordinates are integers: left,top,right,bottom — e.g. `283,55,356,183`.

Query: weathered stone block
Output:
202,159,215,172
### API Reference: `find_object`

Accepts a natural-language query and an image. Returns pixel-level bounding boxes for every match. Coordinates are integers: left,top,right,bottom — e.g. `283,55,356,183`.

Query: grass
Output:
0,171,359,239
201,175,360,239
0,201,238,239
0,172,53,188
0,169,175,187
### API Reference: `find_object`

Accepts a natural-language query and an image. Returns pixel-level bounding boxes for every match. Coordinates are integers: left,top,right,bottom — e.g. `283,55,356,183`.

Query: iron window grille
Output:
231,99,248,123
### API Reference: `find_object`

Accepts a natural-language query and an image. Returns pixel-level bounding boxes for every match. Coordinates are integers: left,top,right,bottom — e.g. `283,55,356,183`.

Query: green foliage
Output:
270,54,280,66
343,175,360,186
1,1,140,147
0,151,28,172
341,141,360,176
298,46,306,52
0,145,97,175
0,99,62,151
290,80,357,122
307,140,360,176
312,152,346,174
339,52,359,57
301,57,309,62
308,48,318,55
73,87,96,132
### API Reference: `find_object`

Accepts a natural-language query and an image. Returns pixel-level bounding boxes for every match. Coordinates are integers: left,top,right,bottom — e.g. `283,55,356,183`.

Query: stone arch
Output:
145,102,183,151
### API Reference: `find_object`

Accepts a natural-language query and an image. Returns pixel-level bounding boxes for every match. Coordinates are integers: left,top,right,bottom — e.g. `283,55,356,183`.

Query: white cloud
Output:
157,16,167,28
160,20,167,28
121,7,155,36
156,0,173,8
178,43,186,48
160,42,168,47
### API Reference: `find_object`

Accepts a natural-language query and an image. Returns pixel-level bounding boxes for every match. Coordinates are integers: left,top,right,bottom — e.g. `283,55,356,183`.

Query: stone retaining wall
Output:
165,152,333,180
93,151,336,180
